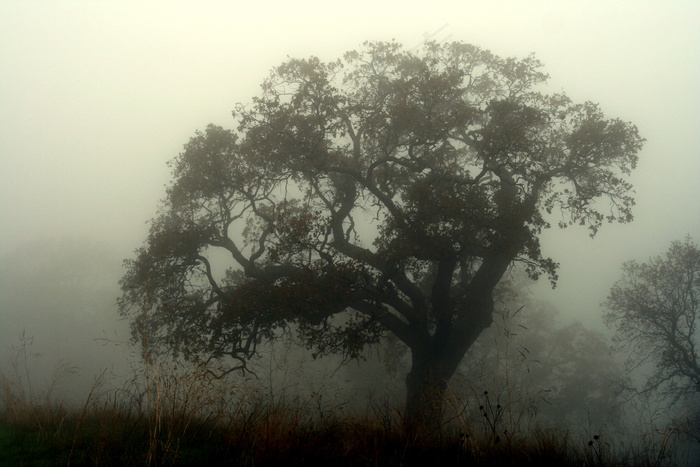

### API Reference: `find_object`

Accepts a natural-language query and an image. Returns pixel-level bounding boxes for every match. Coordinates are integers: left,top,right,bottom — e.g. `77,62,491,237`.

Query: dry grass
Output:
0,334,696,466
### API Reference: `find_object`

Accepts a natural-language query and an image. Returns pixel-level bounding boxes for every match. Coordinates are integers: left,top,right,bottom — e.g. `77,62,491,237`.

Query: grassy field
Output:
0,335,692,466
0,375,685,467
0,401,655,466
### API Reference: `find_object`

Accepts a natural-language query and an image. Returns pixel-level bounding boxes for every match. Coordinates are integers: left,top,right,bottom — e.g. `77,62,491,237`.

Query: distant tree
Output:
0,238,130,404
457,298,626,429
605,237,700,400
119,41,643,429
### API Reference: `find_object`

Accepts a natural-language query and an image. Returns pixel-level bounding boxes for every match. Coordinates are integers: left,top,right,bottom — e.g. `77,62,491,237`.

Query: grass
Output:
0,385,687,466
0,404,631,466
0,335,695,466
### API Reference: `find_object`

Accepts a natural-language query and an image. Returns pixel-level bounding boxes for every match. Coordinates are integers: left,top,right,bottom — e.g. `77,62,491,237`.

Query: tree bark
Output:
403,293,495,434
404,348,450,435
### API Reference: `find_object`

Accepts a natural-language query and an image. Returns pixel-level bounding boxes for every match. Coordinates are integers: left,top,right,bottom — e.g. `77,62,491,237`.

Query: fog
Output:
1,0,699,461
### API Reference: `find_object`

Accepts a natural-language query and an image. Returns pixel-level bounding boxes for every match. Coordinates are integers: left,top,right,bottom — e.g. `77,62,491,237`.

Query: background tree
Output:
0,238,131,404
119,41,643,428
605,237,700,400
454,275,627,431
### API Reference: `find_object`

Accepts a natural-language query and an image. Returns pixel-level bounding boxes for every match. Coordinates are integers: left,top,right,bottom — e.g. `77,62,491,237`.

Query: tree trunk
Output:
403,296,495,434
404,348,452,435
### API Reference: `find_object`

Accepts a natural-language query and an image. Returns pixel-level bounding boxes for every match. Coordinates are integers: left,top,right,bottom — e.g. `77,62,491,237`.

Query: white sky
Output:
1,1,699,327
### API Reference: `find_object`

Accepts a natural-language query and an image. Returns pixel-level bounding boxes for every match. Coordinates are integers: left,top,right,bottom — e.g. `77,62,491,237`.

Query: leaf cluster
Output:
119,41,643,374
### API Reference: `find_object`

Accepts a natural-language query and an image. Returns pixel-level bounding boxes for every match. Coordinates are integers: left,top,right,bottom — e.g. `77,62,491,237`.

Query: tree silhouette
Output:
119,41,643,428
605,237,700,400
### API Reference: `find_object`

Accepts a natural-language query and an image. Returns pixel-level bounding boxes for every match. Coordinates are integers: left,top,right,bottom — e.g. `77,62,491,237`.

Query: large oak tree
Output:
119,41,643,428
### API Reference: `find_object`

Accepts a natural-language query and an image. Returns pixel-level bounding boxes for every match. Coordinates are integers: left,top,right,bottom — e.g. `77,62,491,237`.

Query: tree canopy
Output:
119,41,643,426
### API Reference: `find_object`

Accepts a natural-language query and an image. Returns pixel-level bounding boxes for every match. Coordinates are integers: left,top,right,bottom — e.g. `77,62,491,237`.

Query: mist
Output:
1,1,699,464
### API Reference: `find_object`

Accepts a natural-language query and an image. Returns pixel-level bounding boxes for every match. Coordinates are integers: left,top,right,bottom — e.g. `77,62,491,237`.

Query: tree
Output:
0,238,131,404
119,41,643,429
457,288,626,430
605,237,700,400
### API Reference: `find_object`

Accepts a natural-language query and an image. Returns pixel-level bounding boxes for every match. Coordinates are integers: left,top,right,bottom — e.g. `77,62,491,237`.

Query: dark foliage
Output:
119,40,643,425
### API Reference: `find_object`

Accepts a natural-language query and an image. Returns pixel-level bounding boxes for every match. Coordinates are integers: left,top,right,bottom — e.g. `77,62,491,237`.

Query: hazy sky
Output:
1,1,699,328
